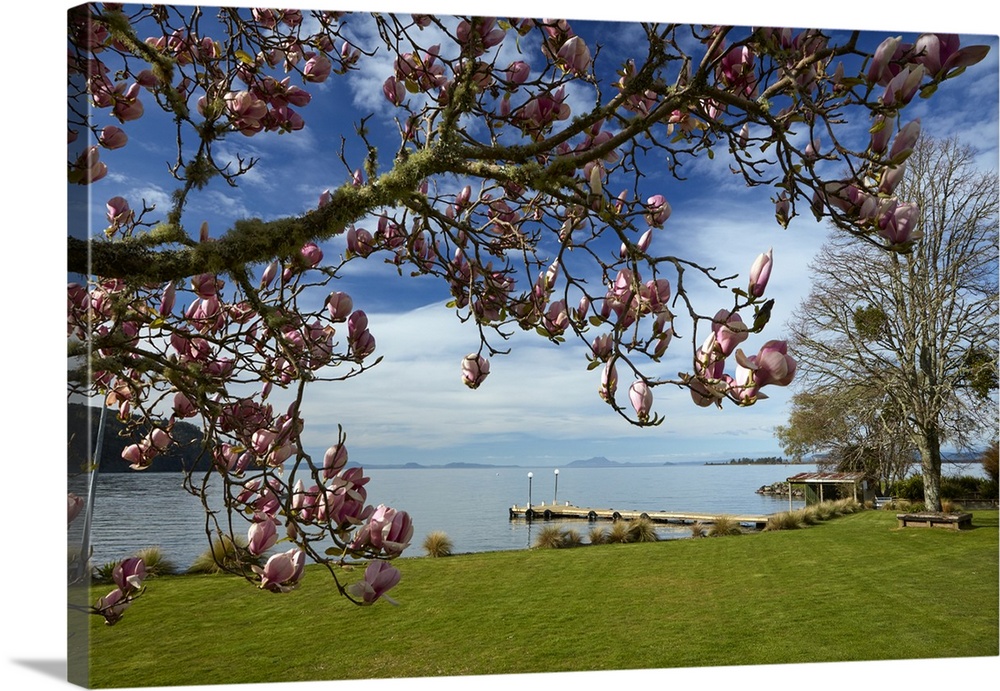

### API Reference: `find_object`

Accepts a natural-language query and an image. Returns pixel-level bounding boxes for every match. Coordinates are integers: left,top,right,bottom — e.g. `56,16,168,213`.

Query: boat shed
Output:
785,471,871,509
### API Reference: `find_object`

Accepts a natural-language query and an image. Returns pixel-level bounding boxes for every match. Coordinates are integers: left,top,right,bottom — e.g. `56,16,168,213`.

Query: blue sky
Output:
65,2,999,468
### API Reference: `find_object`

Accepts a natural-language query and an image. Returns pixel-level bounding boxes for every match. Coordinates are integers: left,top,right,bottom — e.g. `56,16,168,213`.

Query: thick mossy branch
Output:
68,146,441,282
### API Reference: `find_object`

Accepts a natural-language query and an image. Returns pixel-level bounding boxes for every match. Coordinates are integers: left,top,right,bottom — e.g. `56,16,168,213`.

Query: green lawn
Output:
83,510,999,688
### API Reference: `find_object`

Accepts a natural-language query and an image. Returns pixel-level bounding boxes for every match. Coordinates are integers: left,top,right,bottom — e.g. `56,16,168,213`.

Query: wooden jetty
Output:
508,502,769,529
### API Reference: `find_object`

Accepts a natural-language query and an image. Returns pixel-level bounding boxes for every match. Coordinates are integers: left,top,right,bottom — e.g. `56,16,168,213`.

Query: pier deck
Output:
508,502,769,529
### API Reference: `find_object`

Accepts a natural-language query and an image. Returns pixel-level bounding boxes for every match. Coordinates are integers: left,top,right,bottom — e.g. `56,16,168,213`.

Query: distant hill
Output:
568,456,663,468
67,403,210,474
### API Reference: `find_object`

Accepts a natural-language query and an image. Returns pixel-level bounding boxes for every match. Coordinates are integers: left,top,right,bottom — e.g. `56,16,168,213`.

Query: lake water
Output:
74,463,820,570
72,461,989,570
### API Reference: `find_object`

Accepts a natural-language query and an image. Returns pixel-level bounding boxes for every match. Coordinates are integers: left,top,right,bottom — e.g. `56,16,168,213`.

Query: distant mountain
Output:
568,456,662,468
67,403,210,474
443,462,507,469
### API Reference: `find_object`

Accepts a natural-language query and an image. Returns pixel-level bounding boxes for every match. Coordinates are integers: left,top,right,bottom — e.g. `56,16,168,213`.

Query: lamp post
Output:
553,468,560,505
527,472,533,509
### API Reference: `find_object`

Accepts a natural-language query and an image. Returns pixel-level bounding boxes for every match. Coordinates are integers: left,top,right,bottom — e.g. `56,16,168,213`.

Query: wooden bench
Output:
896,512,973,531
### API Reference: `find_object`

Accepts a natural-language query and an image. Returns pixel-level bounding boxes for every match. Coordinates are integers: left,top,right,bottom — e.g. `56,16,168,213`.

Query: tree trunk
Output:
916,427,943,511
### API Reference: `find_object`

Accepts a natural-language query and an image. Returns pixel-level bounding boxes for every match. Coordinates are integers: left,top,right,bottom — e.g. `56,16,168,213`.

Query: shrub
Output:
606,520,632,544
941,475,993,499
690,522,707,538
834,498,861,514
422,531,454,558
588,526,608,545
532,525,582,549
131,546,177,577
707,516,742,537
812,502,838,521
765,511,804,531
628,517,659,543
562,528,583,548
891,475,924,501
800,506,822,525
92,560,120,584
187,535,262,574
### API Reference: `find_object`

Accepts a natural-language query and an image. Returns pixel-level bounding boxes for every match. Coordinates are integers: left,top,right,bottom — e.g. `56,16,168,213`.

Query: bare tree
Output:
776,384,914,493
786,136,999,510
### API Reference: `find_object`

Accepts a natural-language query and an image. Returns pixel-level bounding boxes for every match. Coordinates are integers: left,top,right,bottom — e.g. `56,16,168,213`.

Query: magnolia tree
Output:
66,4,989,621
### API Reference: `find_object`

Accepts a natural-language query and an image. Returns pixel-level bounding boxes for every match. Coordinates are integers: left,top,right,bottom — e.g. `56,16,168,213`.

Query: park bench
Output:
896,512,973,530
874,496,894,509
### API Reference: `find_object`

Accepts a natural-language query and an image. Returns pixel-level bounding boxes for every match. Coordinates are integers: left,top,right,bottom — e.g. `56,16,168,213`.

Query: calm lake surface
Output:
78,463,821,569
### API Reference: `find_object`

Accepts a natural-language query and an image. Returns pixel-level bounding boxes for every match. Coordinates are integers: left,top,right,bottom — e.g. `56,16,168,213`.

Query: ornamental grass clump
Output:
707,516,742,537
131,546,177,577
532,525,583,549
800,506,823,525
92,560,120,585
690,522,707,538
765,511,805,531
588,526,608,545
188,535,263,574
606,519,633,544
562,528,583,547
422,531,454,558
628,517,659,543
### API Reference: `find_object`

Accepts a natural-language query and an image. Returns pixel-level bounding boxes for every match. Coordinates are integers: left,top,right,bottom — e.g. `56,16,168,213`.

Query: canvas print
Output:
66,2,999,689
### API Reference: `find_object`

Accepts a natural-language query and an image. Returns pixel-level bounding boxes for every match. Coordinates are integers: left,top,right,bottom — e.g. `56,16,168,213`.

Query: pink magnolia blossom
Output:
889,119,921,163
72,146,107,184
879,162,907,195
748,248,773,298
506,60,530,85
542,299,570,336
253,548,306,593
302,53,332,83
351,504,413,557
95,588,131,625
346,560,401,605
882,64,925,107
99,125,128,149
591,333,613,361
382,76,405,106
112,557,146,594
599,362,618,403
869,114,895,155
514,87,571,136
300,241,323,267
326,291,353,322
247,515,279,556
556,35,591,75
147,427,171,451
866,35,903,85
323,443,348,479
876,199,923,246
224,90,268,136
461,353,490,389
112,82,144,122
106,196,133,229
628,380,653,422
456,17,505,56
712,310,749,356
719,45,758,97
912,33,990,79
644,194,671,227
346,226,374,257
734,340,797,397
348,310,376,360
